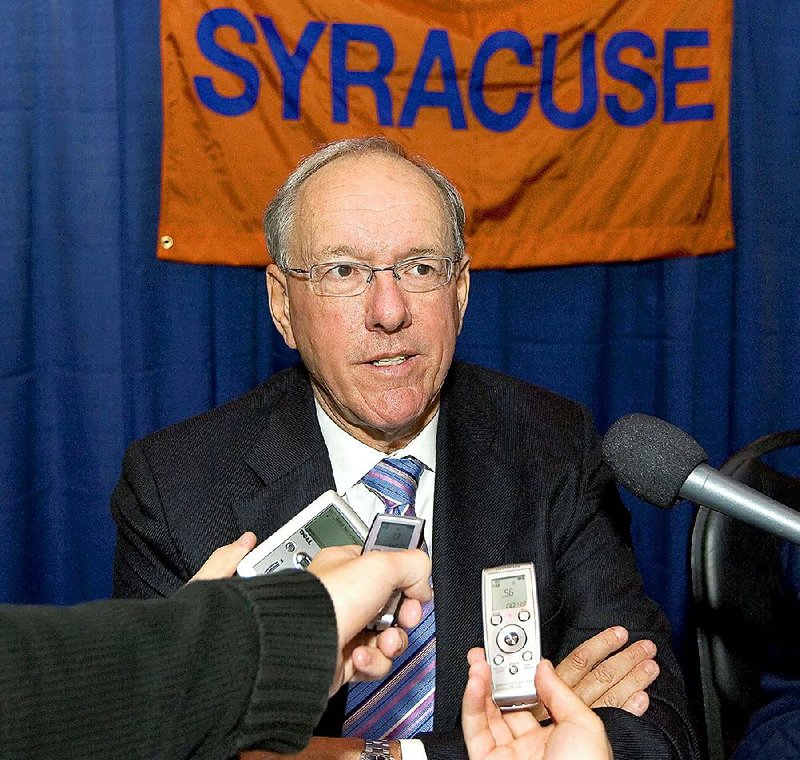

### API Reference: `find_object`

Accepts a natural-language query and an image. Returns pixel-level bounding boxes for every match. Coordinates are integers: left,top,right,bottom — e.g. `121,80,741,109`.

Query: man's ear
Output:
455,258,470,335
266,263,297,349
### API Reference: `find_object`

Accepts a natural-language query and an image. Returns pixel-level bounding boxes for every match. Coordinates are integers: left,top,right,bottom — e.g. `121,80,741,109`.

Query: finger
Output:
555,626,628,687
307,544,362,575
349,644,394,682
375,627,408,660
590,659,659,711
365,550,432,603
619,690,650,716
396,597,423,629
536,659,602,724
464,655,538,747
348,627,409,683
535,660,610,755
312,549,432,648
333,632,366,692
462,667,525,760
466,651,493,682
190,532,257,581
575,639,657,707
461,668,493,751
469,661,518,746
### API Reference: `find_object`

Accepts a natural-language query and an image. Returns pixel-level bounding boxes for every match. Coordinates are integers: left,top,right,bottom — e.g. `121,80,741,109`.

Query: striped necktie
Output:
343,456,436,739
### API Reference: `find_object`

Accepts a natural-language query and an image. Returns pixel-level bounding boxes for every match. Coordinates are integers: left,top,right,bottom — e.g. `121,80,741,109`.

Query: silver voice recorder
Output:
237,491,368,577
481,562,541,711
362,513,425,631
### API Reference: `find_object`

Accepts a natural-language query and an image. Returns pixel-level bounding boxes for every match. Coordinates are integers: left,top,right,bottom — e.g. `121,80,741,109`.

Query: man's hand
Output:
462,649,612,760
307,545,432,694
189,532,257,581
534,625,658,721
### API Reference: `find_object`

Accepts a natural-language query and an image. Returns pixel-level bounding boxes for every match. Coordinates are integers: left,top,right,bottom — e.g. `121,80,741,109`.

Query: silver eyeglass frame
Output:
284,254,462,297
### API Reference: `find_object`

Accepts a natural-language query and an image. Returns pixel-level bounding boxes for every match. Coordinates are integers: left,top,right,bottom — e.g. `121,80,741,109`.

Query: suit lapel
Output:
432,365,522,729
232,372,336,538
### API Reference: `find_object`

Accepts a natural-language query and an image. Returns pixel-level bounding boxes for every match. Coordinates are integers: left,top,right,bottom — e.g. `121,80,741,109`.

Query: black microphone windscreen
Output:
602,413,709,509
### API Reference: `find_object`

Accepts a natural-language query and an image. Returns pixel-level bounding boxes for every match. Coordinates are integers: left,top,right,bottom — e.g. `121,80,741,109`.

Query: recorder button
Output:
509,665,519,675
294,551,313,569
491,615,502,626
493,655,504,665
518,610,530,622
497,624,527,653
522,651,533,661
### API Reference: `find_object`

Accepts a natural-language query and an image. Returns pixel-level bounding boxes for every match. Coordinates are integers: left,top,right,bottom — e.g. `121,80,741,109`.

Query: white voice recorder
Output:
481,563,541,711
361,513,425,631
237,491,368,577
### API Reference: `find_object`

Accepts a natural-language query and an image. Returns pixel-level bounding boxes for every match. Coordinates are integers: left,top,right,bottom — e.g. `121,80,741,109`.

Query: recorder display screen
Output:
491,574,528,610
306,505,365,547
375,522,416,548
251,505,364,575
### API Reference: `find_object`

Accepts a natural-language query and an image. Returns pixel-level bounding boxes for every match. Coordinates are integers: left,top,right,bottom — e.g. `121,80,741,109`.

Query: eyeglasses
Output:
286,255,460,297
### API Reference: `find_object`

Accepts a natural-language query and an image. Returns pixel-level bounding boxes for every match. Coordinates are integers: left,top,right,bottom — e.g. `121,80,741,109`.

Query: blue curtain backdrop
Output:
1,1,798,665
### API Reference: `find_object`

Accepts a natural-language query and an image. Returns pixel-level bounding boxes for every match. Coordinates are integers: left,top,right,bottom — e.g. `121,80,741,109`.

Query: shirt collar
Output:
315,401,438,494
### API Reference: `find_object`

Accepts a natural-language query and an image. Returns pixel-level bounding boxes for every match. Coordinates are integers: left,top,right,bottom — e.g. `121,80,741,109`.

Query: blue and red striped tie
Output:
343,456,436,739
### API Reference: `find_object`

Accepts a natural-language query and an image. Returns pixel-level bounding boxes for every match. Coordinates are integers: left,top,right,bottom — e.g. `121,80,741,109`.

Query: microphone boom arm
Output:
682,463,800,546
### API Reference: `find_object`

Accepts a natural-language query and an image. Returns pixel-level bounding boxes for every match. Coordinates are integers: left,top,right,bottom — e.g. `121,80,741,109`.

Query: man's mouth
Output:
370,355,410,366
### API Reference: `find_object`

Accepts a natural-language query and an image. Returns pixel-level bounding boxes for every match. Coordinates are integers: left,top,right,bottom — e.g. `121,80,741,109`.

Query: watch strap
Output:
361,739,393,760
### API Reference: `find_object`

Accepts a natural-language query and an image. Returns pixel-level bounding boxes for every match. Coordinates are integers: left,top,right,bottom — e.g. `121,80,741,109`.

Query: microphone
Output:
602,413,800,546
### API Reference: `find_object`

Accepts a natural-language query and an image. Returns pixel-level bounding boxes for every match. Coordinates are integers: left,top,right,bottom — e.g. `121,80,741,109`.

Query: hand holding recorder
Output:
480,562,655,725
190,534,431,694
310,512,428,692
308,544,432,693
462,650,612,760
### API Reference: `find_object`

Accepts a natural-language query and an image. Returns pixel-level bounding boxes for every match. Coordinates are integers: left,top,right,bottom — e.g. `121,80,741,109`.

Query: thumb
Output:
535,659,592,719
190,532,257,581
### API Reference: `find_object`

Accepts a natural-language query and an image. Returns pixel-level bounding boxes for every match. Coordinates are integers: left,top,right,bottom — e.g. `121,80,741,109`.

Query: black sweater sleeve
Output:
0,571,337,759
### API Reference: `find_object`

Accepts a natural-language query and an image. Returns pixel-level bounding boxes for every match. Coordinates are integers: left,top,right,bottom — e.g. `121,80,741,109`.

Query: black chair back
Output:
690,430,800,760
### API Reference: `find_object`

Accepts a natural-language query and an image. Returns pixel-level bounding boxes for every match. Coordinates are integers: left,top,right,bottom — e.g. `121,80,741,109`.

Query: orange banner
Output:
158,0,733,268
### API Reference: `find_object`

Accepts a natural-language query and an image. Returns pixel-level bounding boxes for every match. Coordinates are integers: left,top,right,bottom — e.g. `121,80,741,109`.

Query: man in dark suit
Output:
112,137,698,760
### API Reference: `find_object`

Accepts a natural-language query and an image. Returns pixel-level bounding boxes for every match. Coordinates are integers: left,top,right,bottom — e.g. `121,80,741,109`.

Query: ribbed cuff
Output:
231,571,338,753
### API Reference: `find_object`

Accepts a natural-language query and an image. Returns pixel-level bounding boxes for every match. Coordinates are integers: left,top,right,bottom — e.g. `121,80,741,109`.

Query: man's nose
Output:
364,270,412,333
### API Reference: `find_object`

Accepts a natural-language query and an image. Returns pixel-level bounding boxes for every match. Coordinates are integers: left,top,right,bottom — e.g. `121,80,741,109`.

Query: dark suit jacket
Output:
112,362,698,759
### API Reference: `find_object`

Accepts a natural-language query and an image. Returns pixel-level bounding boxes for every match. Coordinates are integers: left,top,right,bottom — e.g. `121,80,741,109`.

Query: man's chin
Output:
355,400,438,448
312,380,440,448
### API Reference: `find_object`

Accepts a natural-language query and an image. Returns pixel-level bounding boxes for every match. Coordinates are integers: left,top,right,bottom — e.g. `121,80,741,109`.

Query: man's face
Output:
267,152,470,451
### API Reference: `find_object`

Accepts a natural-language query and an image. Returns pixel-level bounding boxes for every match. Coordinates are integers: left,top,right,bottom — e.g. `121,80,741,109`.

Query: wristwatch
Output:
360,739,393,760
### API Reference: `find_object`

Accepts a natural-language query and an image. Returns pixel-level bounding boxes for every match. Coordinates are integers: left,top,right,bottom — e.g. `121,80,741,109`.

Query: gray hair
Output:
263,136,466,270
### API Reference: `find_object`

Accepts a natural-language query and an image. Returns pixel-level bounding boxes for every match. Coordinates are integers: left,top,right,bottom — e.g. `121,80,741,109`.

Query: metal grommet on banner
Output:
160,235,174,250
